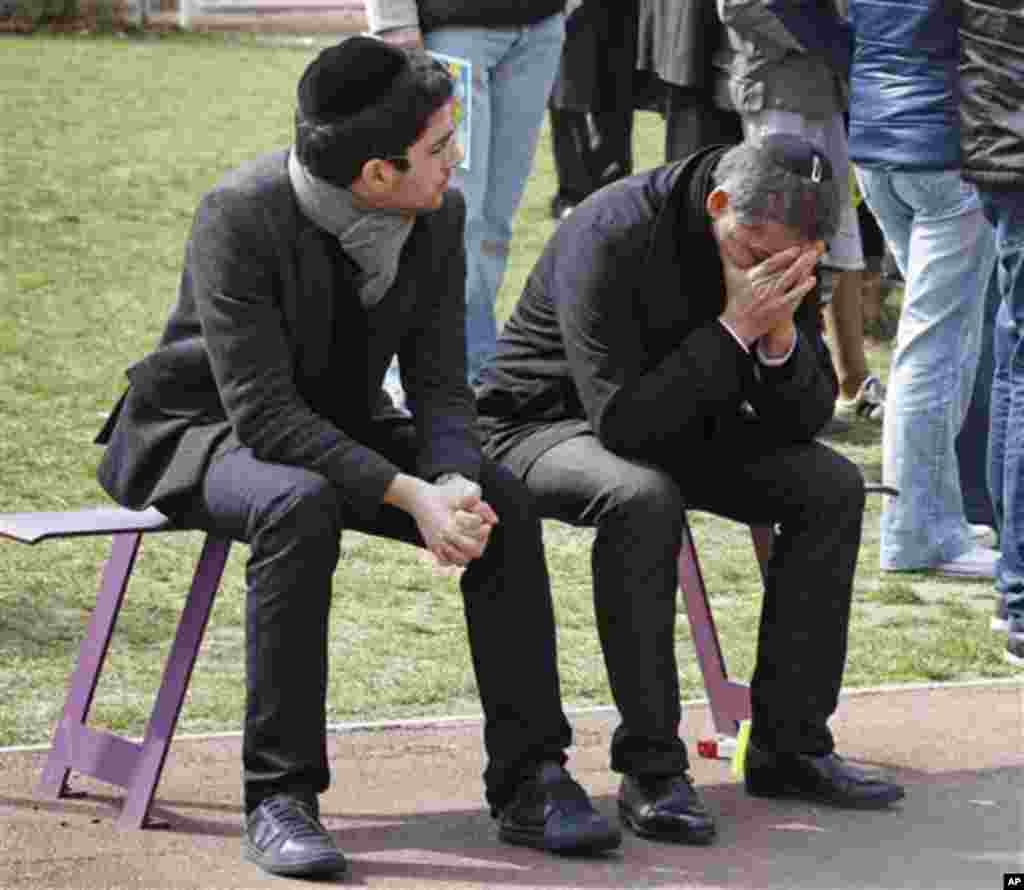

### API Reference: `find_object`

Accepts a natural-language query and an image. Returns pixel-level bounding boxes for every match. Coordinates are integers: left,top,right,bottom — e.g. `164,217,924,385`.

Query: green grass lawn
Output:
0,32,1015,748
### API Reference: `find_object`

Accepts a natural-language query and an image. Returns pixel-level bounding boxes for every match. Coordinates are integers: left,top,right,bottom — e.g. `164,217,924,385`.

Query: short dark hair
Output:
294,39,454,187
712,139,841,242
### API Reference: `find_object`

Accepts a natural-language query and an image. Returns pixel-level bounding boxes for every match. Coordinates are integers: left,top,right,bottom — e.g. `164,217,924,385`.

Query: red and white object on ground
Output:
697,734,738,760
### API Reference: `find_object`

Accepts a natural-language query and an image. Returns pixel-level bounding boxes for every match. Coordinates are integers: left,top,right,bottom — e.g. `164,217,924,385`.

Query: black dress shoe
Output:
498,761,621,854
618,773,717,844
744,743,905,809
243,793,349,878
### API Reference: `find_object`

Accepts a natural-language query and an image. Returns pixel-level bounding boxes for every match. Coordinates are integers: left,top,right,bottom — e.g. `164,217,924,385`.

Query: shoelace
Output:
262,797,324,840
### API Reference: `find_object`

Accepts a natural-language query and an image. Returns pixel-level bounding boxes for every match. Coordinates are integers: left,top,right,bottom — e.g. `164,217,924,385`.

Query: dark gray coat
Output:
960,0,1024,189
549,0,647,112
96,148,480,525
636,0,725,90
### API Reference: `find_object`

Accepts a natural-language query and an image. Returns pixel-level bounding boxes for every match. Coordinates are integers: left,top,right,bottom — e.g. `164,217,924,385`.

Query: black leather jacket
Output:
960,0,1024,189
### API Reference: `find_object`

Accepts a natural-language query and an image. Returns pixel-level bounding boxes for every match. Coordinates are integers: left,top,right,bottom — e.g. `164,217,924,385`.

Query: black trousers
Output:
549,106,634,207
173,423,572,814
510,430,864,776
663,87,743,163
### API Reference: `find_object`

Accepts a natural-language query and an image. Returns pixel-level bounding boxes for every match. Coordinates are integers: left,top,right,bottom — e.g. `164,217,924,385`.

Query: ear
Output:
356,158,401,194
706,187,730,219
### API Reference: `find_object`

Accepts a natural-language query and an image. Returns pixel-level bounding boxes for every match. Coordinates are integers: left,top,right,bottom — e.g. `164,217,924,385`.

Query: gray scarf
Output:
288,149,415,307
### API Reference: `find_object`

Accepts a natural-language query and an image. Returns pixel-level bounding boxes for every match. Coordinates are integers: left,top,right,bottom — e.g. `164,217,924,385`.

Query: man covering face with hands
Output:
476,134,905,847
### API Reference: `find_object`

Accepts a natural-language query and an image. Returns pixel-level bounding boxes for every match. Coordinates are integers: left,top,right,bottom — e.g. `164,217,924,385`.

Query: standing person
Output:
548,0,741,222
546,0,639,221
476,136,905,846
959,0,1024,658
366,0,565,384
713,0,886,424
848,0,999,576
637,0,742,163
93,38,620,879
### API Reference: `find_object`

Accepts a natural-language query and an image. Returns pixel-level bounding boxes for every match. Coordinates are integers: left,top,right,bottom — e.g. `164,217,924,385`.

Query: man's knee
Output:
592,465,685,537
253,471,343,551
479,459,541,531
805,446,866,520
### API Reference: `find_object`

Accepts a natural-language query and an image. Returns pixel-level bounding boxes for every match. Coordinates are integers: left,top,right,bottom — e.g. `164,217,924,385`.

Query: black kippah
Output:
297,35,410,122
759,133,834,183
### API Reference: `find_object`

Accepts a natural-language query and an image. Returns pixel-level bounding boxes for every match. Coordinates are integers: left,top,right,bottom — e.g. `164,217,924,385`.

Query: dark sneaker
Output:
836,374,885,422
550,195,577,222
243,793,348,878
1006,616,1024,667
498,761,621,855
618,773,716,844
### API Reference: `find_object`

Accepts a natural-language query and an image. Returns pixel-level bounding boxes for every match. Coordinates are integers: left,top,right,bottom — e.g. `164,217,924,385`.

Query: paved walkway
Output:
0,681,1021,889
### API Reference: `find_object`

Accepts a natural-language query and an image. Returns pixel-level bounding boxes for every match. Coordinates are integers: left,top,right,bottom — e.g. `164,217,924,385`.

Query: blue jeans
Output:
426,14,565,384
980,189,1024,619
855,167,996,570
956,264,1000,527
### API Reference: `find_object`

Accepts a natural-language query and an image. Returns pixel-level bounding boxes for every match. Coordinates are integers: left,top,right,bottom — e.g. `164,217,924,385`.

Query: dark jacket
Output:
712,0,850,117
848,0,961,170
637,0,726,91
550,0,648,112
960,0,1024,188
96,148,480,524
476,146,837,478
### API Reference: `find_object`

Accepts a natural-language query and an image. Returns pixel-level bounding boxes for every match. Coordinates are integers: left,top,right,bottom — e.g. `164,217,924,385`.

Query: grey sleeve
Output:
365,0,420,33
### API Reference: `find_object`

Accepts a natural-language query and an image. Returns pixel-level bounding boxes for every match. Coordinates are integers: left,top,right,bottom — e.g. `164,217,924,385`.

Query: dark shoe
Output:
819,414,852,438
549,195,577,222
1006,616,1024,666
745,743,904,809
243,793,348,878
618,773,716,844
498,761,621,854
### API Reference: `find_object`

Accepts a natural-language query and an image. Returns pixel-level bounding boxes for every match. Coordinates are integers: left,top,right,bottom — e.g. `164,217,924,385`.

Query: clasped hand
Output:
412,474,498,568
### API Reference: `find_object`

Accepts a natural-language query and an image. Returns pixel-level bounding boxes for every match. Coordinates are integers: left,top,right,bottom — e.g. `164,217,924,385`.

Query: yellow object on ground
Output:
731,719,752,779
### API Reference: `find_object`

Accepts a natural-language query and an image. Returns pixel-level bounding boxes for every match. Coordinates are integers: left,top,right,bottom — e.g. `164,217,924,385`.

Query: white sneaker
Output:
935,546,1000,579
969,524,998,549
836,374,885,422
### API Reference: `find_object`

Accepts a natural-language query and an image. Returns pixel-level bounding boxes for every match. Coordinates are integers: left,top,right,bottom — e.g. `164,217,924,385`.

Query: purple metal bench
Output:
0,504,784,827
678,521,768,737
679,482,897,738
0,507,231,829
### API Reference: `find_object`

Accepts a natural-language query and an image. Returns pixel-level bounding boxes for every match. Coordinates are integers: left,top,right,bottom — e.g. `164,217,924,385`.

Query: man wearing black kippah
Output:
93,36,620,878
476,135,906,846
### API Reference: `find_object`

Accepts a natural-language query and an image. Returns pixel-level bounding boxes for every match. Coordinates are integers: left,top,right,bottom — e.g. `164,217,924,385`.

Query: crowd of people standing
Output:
366,0,1023,662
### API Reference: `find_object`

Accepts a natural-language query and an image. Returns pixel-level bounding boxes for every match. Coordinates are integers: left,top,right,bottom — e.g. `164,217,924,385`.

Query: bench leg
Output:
118,535,231,829
678,521,769,736
38,531,143,800
37,532,231,829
